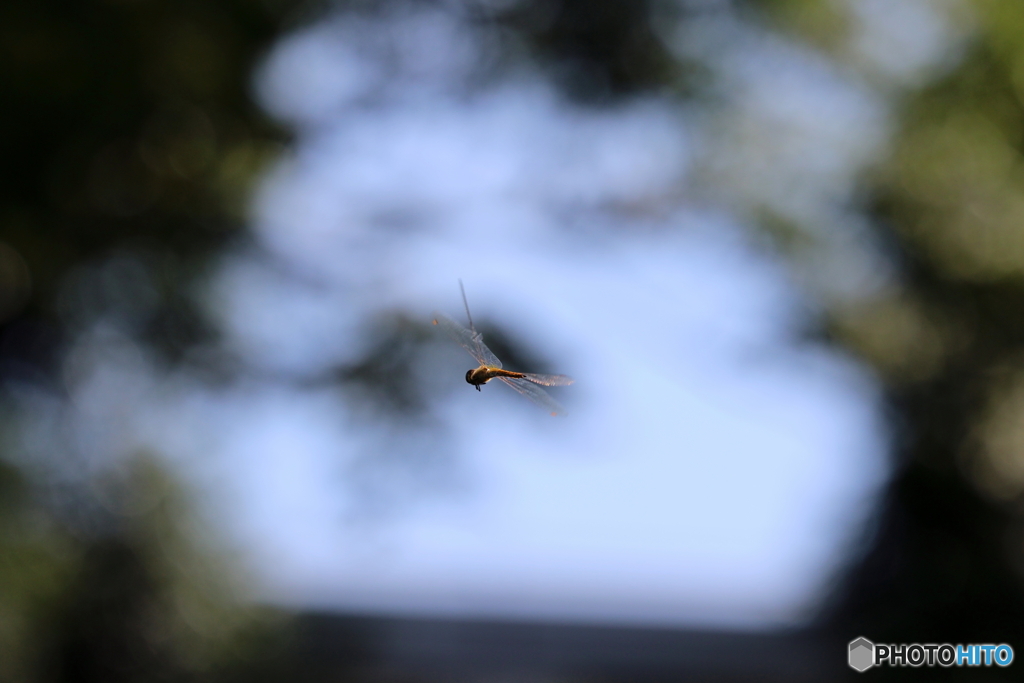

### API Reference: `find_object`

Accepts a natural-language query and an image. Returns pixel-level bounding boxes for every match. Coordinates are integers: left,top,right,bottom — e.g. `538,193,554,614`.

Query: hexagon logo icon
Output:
849,637,875,672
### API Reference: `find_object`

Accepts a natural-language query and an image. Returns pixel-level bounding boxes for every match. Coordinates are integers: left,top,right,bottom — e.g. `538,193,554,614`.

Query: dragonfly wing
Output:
432,312,503,368
521,373,574,386
499,376,567,416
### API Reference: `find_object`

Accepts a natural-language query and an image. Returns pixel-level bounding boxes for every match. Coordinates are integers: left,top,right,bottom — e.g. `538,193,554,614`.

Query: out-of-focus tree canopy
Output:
7,0,1024,679
0,0,299,358
1,1,300,680
748,0,1024,652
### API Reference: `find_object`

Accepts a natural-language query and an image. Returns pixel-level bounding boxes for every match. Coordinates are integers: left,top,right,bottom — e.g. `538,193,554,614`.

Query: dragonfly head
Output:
466,367,489,387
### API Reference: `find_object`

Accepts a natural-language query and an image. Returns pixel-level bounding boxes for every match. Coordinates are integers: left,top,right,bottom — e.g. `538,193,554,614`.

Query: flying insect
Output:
433,282,574,416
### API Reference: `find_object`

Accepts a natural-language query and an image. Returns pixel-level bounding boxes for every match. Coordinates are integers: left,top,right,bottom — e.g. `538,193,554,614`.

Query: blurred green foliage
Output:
752,0,1024,654
753,0,851,51
881,5,1024,282
0,0,299,355
0,452,295,682
499,0,682,99
0,1,301,680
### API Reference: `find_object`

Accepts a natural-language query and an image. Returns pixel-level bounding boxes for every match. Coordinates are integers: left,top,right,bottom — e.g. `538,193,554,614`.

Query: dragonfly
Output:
433,281,574,416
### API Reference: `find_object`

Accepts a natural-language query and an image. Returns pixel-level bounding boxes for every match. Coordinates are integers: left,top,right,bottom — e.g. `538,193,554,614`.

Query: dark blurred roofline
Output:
289,611,844,682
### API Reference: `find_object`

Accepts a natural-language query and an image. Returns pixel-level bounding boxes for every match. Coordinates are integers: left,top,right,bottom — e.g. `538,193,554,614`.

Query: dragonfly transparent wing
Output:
521,373,574,386
499,376,567,417
432,312,503,368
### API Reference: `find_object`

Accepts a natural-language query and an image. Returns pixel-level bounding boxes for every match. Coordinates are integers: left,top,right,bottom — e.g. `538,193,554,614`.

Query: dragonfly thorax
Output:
466,367,491,387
